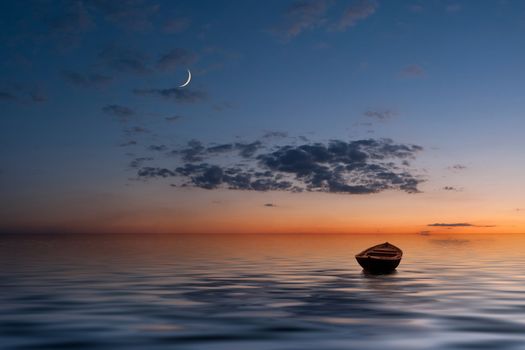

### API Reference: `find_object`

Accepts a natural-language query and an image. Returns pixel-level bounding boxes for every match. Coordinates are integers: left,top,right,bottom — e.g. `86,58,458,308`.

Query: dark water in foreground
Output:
2,234,525,350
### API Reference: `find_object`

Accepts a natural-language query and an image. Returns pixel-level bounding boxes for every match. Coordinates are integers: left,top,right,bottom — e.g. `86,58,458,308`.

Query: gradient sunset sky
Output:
1,0,524,234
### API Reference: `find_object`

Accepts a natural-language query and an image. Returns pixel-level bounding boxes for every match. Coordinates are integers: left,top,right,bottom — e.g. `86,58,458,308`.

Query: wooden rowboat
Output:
355,242,402,273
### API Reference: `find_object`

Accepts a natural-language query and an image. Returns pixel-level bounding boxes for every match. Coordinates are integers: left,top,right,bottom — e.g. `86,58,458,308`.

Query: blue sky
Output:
1,0,525,233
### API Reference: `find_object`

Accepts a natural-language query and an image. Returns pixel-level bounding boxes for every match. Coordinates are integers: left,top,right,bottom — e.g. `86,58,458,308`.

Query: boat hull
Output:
355,256,401,273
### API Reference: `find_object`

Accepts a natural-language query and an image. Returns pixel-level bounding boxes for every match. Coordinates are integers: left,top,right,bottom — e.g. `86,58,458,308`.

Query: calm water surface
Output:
2,233,525,349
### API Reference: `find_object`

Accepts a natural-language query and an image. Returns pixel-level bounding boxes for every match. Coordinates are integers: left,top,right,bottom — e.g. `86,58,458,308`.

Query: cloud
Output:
364,109,396,121
125,126,149,136
138,138,424,195
163,18,191,33
157,48,197,70
63,70,113,88
401,64,425,77
264,203,277,207
446,3,462,13
148,145,168,152
449,164,467,171
0,91,17,101
165,115,183,122
263,131,289,139
133,87,207,103
409,4,424,13
333,0,378,31
30,90,47,103
47,0,95,47
138,167,176,178
431,238,470,245
89,0,160,31
119,140,138,147
273,0,377,41
212,101,233,112
274,0,331,41
129,157,153,169
443,186,462,191
428,223,473,227
98,45,150,74
102,104,135,122
428,223,495,228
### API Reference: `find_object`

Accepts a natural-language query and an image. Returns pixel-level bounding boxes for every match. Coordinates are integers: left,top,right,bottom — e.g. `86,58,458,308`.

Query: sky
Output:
1,0,525,234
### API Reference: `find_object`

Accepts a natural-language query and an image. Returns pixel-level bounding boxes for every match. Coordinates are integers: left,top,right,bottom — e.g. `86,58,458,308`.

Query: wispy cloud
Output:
333,0,378,31
157,48,197,71
364,109,396,121
88,0,160,31
400,64,425,78
0,91,17,101
274,0,331,41
98,45,150,74
449,164,467,171
133,87,207,103
102,104,135,122
63,70,113,88
273,0,378,41
165,115,183,122
163,18,191,33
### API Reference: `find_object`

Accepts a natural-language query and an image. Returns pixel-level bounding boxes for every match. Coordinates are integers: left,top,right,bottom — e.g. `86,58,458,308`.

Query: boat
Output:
355,242,403,273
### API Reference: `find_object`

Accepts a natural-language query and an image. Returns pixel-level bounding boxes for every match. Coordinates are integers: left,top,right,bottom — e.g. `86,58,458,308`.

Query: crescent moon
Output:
179,69,191,88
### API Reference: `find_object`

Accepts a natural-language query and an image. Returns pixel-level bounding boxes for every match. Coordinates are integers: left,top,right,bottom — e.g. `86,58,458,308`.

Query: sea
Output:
2,233,525,350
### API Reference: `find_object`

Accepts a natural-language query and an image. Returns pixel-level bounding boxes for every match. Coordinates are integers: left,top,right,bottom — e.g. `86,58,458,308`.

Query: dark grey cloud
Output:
428,223,495,228
88,0,160,31
264,203,277,207
133,87,207,103
138,167,176,178
207,144,234,153
364,109,396,121
0,85,46,104
129,157,153,169
138,138,424,195
236,141,263,158
212,101,233,112
148,144,168,152
431,238,470,245
178,139,206,162
333,0,378,31
125,126,149,136
98,45,150,74
157,48,197,70
449,164,467,171
428,223,473,227
401,64,425,77
119,140,138,147
163,18,191,33
63,70,113,88
443,186,462,191
0,91,17,101
102,104,135,122
165,115,182,122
